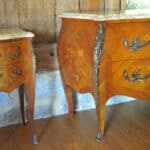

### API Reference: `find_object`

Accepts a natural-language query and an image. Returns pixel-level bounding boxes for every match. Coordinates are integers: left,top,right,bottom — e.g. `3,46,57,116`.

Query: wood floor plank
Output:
0,125,19,150
0,100,149,150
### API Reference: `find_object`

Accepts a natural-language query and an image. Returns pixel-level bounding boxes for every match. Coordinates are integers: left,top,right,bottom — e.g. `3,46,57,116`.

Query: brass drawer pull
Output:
9,51,20,60
123,38,150,52
123,69,150,83
12,69,22,76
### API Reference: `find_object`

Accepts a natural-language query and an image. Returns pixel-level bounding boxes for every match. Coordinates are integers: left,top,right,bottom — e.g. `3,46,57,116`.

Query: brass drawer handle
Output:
9,51,20,60
123,38,150,52
123,69,150,83
12,69,22,76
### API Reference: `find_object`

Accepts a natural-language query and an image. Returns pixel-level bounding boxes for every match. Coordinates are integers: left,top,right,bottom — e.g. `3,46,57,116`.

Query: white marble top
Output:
0,28,34,41
60,10,150,22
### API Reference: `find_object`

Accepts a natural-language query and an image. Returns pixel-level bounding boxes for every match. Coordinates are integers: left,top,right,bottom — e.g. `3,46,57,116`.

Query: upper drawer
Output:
0,39,31,65
104,21,150,61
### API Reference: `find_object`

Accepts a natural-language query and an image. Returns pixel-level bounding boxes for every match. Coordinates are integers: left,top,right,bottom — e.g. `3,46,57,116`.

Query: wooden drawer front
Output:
0,63,28,92
104,22,150,61
112,60,150,92
7,64,24,85
0,46,23,65
0,40,30,65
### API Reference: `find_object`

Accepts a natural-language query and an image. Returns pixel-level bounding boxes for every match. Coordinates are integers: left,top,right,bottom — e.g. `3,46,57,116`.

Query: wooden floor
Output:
0,100,149,150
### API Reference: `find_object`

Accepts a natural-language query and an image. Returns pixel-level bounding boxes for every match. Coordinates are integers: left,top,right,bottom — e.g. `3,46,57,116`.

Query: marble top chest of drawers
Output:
0,28,38,144
57,12,150,141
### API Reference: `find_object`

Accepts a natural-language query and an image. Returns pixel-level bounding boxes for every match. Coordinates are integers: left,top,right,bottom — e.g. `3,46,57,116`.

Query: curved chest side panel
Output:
58,19,99,93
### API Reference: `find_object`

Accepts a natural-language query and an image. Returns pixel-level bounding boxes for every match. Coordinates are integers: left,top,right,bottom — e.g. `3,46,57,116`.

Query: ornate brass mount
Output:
9,51,20,60
123,69,150,83
12,69,22,76
94,24,105,75
94,24,105,142
123,38,150,52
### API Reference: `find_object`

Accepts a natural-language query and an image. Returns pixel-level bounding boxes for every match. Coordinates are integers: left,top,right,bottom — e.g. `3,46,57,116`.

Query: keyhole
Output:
50,52,54,57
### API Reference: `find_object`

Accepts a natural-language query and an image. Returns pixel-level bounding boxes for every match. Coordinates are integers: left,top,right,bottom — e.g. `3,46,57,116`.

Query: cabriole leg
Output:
64,85,74,118
96,102,106,142
93,86,107,142
26,82,38,144
19,84,26,125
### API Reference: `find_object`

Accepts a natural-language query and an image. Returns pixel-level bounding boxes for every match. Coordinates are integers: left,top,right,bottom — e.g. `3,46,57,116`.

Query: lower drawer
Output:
0,63,28,92
111,60,150,92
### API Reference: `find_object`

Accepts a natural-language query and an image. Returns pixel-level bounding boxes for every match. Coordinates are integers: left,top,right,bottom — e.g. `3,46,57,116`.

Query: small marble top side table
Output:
0,28,38,144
